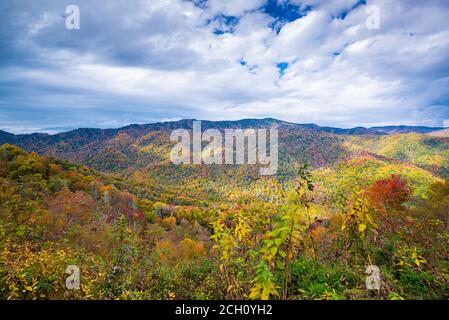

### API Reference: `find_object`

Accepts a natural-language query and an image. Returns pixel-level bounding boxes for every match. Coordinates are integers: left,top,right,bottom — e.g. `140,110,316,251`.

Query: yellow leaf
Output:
358,224,367,233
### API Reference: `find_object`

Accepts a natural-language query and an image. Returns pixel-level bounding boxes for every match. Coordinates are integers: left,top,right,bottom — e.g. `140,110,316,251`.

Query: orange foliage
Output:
45,190,95,230
161,216,177,229
365,174,411,213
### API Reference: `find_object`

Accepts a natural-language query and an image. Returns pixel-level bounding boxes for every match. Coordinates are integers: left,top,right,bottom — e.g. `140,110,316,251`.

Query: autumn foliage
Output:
365,174,411,213
0,144,448,300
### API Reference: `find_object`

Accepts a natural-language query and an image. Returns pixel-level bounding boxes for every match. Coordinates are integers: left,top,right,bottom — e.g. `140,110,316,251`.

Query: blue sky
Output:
1,0,449,133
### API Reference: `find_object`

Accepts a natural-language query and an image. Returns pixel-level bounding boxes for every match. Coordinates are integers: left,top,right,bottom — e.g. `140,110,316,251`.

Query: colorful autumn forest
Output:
0,119,448,300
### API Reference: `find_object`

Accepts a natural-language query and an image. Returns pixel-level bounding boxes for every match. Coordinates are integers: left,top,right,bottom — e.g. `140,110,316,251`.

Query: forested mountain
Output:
429,128,449,137
1,119,448,177
1,119,449,300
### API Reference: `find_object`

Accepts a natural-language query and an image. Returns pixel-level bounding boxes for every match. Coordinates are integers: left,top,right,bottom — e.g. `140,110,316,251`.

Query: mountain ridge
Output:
1,118,448,178
0,118,446,137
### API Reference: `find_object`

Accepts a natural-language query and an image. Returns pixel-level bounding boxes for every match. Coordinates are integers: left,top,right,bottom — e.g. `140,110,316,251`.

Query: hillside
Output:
1,119,449,300
344,134,449,177
1,143,448,300
1,119,448,179
429,128,449,137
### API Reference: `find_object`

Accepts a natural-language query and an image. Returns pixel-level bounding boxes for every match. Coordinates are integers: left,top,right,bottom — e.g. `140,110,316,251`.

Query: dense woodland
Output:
0,120,448,300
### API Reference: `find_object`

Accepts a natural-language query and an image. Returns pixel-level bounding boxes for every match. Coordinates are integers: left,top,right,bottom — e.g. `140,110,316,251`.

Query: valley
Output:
0,119,448,300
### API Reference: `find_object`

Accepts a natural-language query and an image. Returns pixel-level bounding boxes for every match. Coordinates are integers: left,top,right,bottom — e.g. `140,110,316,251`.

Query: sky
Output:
1,0,449,133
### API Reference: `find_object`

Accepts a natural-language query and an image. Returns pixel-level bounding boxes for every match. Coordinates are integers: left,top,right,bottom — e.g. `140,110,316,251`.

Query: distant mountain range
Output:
1,118,448,178
0,118,446,137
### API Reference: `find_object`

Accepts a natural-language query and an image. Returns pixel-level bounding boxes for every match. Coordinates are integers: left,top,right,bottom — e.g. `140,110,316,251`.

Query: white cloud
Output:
206,0,266,17
0,0,449,133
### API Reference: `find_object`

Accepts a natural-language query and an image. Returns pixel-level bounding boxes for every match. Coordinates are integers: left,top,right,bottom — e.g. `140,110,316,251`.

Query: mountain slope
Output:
344,133,449,177
1,140,448,300
1,119,448,179
429,128,449,137
0,119,348,173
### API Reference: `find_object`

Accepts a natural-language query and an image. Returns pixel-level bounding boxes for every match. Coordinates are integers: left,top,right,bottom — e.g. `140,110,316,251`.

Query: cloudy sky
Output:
1,0,449,133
